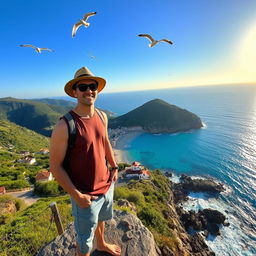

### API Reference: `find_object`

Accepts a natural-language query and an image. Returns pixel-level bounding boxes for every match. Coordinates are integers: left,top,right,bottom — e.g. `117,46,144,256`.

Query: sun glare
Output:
238,23,256,81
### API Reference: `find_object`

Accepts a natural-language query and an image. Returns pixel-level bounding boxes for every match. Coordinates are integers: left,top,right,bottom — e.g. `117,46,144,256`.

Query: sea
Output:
65,84,256,255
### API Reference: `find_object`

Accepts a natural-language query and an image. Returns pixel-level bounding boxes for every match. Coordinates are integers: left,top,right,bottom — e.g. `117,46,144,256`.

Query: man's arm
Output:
50,119,97,207
101,112,118,182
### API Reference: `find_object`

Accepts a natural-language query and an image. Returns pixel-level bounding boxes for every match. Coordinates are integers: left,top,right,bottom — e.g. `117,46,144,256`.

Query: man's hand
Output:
110,169,118,182
74,192,98,208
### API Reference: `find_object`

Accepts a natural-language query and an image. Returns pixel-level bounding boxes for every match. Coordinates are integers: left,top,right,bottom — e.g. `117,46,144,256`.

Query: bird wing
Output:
138,34,155,43
40,48,54,52
72,22,83,37
84,12,97,21
20,44,36,49
159,39,173,45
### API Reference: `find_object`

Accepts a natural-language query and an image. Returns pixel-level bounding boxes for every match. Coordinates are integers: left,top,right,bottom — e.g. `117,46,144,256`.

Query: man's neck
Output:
73,104,95,118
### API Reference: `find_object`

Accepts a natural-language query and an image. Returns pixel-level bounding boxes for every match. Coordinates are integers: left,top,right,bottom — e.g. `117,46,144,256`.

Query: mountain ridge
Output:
0,97,203,136
0,97,114,136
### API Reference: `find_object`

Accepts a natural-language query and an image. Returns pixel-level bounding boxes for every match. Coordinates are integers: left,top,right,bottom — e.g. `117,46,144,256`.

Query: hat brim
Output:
64,76,106,97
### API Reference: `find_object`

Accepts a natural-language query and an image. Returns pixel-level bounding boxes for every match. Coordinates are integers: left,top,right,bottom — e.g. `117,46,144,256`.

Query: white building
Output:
35,170,53,182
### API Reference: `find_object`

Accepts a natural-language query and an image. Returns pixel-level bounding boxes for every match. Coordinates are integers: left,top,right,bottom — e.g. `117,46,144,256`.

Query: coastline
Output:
111,130,144,164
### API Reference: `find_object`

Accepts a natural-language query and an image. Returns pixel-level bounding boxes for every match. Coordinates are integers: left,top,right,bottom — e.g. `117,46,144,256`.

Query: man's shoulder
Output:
96,108,107,122
53,118,68,134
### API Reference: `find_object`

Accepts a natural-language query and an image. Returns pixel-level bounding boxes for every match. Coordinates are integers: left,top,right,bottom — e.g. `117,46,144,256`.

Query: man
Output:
50,67,121,256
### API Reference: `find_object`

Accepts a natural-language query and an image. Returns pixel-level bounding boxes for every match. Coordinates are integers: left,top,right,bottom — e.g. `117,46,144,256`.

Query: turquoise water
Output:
96,84,256,256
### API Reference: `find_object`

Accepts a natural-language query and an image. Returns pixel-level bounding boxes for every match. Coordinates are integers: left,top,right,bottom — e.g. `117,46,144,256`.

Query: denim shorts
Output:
70,182,114,254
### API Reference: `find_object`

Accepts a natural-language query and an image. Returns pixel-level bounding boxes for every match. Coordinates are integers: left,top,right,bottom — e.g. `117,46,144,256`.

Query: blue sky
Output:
1,0,256,98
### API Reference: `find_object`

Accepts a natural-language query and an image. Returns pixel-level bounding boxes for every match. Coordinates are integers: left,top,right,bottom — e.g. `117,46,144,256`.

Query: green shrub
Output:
127,191,144,205
34,181,64,197
138,206,169,235
114,187,144,206
114,186,129,200
0,179,30,190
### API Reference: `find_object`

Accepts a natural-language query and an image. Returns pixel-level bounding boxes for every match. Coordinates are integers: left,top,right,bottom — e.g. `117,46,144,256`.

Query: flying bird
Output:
90,55,96,60
138,34,173,47
72,12,97,37
20,44,54,53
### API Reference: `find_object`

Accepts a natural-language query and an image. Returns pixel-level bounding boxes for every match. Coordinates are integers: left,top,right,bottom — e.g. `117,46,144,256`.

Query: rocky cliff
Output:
38,172,226,256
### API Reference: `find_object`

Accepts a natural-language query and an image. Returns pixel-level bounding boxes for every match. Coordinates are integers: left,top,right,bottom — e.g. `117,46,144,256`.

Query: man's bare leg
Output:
95,221,121,256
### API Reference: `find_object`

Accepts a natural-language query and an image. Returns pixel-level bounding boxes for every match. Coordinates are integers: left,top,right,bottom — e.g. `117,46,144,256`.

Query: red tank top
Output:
64,110,111,195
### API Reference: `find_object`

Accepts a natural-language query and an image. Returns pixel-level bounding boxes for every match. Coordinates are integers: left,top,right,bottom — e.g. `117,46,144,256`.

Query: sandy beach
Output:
112,131,143,164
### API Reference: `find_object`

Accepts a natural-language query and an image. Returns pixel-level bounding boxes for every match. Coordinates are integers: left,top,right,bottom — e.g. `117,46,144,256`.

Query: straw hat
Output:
64,67,106,97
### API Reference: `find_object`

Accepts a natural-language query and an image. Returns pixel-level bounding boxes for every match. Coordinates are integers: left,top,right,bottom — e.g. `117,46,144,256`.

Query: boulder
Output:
199,209,226,224
38,210,159,256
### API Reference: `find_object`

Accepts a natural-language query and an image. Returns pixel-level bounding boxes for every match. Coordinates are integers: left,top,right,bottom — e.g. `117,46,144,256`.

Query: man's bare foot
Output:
97,242,121,256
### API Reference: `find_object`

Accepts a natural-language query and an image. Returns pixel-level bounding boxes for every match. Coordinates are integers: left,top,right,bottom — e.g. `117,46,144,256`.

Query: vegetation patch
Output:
34,181,65,197
114,170,181,251
0,195,72,256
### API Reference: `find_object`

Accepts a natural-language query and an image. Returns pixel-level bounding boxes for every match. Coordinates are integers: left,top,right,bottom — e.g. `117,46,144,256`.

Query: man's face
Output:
73,79,98,106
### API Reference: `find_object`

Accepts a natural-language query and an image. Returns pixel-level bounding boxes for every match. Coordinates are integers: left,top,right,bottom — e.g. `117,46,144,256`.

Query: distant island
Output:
109,99,203,133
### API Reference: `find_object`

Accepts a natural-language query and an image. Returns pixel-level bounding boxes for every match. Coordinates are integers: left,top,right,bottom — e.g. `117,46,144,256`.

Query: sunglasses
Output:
75,82,98,92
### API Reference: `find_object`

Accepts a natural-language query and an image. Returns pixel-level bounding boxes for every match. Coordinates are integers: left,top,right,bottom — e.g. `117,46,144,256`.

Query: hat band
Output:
76,74,92,78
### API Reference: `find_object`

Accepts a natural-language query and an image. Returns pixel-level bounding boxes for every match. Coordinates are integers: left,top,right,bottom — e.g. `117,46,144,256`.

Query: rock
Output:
162,245,175,256
173,183,189,203
38,210,159,256
179,208,226,237
223,221,230,227
207,223,220,236
190,234,215,255
117,199,136,213
199,209,226,224
180,174,225,194
164,172,173,178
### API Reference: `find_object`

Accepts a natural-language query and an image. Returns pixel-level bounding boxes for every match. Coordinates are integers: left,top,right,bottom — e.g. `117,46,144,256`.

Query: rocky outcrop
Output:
179,174,225,194
173,175,225,203
177,207,228,237
38,210,160,256
190,234,215,256
171,174,228,239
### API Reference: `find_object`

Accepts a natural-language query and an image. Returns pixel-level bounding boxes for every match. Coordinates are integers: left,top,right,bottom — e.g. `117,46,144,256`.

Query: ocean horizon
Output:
57,84,256,255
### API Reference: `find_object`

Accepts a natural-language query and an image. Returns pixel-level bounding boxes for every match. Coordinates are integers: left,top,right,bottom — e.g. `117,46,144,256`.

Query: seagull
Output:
87,52,96,60
20,44,54,53
90,55,96,59
138,34,173,47
72,12,97,37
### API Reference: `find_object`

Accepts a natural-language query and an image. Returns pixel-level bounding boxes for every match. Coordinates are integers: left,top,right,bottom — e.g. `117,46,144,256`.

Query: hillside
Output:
33,98,76,108
109,99,203,133
0,120,50,190
0,119,49,152
0,97,113,136
0,97,69,136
